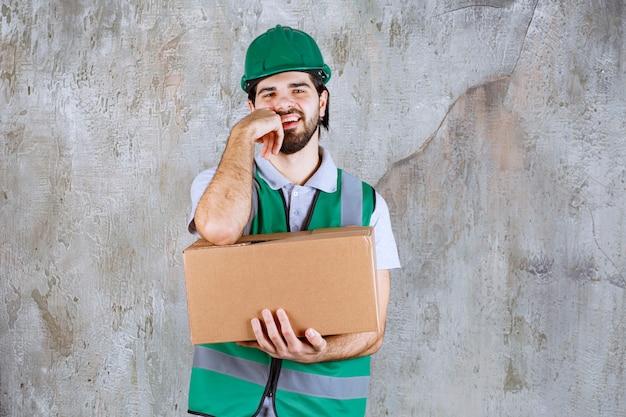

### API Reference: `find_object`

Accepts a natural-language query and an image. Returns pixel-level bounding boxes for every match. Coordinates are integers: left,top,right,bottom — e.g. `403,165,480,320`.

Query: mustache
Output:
276,109,305,118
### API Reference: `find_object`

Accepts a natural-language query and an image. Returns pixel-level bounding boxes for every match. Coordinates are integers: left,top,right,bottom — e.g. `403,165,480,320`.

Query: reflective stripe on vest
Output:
193,345,369,400
340,168,364,227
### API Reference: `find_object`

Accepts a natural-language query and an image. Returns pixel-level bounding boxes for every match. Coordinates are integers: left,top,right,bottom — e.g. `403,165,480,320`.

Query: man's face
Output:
250,71,328,154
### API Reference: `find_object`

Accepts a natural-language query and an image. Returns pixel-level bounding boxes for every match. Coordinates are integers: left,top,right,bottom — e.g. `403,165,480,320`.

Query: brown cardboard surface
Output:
182,226,379,345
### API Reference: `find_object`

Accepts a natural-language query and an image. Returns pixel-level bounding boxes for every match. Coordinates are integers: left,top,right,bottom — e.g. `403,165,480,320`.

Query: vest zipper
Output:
253,358,283,416
279,188,321,233
301,189,321,231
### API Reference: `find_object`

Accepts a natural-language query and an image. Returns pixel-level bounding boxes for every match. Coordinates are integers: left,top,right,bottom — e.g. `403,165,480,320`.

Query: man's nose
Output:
273,95,295,112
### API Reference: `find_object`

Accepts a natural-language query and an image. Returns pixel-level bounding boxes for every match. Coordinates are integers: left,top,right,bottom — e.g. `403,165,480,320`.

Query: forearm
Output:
194,109,284,245
194,125,255,245
302,328,384,364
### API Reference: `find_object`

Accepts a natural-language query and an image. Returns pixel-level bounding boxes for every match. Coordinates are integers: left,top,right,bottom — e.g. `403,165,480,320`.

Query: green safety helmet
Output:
241,25,332,92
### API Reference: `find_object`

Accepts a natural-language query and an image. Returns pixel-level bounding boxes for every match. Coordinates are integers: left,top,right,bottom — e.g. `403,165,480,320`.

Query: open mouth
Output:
280,113,301,130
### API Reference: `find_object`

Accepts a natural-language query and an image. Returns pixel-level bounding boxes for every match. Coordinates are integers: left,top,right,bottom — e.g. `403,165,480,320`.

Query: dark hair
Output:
247,71,329,130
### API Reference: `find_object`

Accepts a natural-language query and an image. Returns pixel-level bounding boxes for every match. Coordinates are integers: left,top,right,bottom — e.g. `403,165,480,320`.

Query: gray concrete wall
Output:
1,1,624,416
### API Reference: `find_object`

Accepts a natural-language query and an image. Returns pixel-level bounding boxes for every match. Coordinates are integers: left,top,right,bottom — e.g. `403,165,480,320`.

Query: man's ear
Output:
319,89,328,117
248,100,255,112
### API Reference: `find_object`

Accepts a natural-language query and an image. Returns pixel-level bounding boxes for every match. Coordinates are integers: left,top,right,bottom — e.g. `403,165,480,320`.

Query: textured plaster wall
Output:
1,1,624,416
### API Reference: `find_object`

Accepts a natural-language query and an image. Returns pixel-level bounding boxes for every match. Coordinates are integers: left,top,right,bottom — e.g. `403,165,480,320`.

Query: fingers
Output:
246,109,283,159
259,140,270,160
248,310,288,357
259,129,283,160
250,309,326,360
271,125,284,156
305,328,327,352
259,130,283,160
250,316,277,354
262,309,288,353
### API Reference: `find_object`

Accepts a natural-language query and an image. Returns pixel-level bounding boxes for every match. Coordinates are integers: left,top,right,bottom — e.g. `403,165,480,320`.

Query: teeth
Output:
282,116,299,123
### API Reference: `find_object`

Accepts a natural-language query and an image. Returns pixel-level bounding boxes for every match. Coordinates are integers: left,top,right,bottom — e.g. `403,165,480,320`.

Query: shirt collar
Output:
254,146,338,193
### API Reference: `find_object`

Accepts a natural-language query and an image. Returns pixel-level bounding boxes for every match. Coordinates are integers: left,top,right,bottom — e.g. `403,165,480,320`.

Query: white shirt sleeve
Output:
370,191,402,270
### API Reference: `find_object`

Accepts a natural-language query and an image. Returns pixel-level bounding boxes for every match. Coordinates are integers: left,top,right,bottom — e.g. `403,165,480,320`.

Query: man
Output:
187,25,400,417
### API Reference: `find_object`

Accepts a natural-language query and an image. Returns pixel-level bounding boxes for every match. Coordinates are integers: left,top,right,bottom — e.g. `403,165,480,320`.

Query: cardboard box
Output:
182,226,379,345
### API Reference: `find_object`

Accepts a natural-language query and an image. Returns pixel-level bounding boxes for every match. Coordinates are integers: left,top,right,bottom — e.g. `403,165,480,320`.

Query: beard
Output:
278,109,320,155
